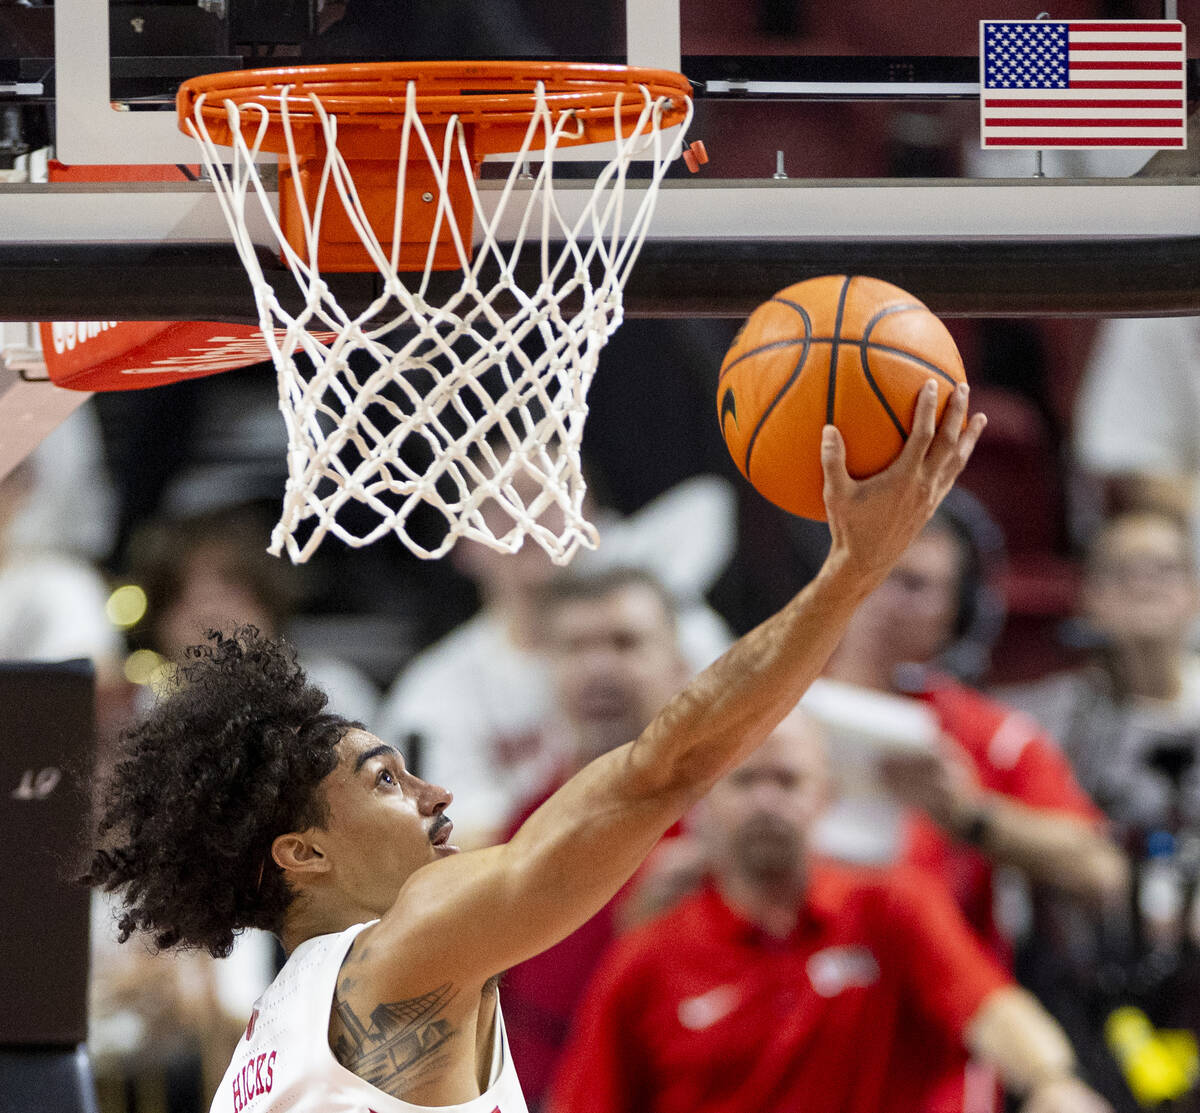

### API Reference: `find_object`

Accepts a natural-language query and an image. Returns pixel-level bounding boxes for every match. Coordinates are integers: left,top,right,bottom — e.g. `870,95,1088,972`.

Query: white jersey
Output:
210,922,529,1113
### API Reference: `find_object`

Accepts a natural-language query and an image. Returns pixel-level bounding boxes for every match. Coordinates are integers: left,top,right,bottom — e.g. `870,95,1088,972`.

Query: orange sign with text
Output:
39,321,310,391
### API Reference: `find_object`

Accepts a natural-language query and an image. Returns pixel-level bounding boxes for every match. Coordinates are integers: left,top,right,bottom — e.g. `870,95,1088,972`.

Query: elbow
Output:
623,705,727,809
623,740,713,814
1060,837,1131,907
1086,842,1132,908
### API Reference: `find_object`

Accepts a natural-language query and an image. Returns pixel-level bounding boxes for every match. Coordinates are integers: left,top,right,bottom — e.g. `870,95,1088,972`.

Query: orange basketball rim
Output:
177,61,697,271
177,61,694,158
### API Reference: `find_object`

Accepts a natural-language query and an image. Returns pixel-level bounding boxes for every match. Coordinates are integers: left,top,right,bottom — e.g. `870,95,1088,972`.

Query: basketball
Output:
716,274,967,521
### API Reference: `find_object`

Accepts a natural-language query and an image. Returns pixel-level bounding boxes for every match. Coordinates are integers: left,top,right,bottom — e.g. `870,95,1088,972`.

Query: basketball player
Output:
86,381,984,1113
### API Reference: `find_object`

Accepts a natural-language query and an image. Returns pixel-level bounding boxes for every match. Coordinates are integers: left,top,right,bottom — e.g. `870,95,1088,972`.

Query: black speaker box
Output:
0,660,94,1047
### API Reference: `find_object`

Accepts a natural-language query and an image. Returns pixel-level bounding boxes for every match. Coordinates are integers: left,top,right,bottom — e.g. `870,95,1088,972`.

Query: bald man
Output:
552,709,1110,1113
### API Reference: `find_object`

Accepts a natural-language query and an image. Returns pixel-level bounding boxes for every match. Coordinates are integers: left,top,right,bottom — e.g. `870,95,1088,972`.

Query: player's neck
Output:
714,866,809,940
279,893,379,955
484,591,541,653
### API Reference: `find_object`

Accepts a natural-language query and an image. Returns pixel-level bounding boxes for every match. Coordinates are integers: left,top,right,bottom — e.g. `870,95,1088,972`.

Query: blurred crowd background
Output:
7,306,1197,1113
2,0,1200,1108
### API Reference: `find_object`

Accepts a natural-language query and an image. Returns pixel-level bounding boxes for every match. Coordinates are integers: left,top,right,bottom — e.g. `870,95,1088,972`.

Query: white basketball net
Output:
184,79,692,564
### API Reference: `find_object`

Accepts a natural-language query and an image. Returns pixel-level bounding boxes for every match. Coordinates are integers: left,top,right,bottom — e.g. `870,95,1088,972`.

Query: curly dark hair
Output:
84,627,357,958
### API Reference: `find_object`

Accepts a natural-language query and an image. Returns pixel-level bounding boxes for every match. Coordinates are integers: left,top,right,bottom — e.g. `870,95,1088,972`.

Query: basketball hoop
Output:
177,62,698,564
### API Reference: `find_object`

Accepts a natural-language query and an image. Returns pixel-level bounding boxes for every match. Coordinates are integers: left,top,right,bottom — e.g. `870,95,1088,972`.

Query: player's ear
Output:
271,831,329,876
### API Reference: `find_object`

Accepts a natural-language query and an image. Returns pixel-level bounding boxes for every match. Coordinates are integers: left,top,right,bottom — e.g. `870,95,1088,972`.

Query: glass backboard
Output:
0,0,1197,323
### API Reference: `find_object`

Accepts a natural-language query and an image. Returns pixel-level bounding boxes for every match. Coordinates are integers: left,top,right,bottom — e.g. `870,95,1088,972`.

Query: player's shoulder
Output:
809,859,937,914
827,863,975,952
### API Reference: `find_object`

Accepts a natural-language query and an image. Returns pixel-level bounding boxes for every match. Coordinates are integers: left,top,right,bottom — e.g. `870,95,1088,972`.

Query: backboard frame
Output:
51,0,683,165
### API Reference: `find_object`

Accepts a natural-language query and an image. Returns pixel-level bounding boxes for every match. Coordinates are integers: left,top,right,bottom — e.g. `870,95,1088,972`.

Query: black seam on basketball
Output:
771,297,814,319
719,337,810,382
724,336,956,370
826,277,852,425
861,342,959,384
717,296,814,383
861,302,923,338
743,305,813,480
720,387,738,428
859,303,957,384
857,304,926,440
857,351,908,439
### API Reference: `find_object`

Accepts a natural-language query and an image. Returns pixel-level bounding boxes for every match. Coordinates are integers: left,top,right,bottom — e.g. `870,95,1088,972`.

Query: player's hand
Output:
821,380,986,583
877,738,979,833
1021,1076,1113,1113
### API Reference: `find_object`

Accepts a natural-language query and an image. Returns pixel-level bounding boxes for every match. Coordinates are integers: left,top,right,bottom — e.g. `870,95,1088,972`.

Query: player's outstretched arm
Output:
378,382,986,991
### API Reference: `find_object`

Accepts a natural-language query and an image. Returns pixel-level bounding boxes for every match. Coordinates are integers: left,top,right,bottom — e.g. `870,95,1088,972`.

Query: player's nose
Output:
418,777,453,814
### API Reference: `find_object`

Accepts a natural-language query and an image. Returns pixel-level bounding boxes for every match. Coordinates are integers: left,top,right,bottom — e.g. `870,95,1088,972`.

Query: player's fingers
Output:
820,424,852,506
898,380,939,465
936,382,970,448
924,382,971,473
952,411,988,471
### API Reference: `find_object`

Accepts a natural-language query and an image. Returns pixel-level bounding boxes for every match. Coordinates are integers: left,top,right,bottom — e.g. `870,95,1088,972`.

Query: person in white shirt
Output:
1074,317,1200,567
0,458,121,670
84,384,983,1113
1001,508,1200,833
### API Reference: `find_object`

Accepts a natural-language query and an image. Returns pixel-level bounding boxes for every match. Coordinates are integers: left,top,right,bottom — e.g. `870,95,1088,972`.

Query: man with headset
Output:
820,498,1129,959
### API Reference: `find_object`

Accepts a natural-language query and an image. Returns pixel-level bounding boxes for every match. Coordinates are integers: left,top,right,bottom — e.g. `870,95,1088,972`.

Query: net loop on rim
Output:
179,63,693,564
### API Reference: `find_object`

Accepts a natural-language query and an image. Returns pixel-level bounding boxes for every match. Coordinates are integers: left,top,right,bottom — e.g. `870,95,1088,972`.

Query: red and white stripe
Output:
981,20,1187,149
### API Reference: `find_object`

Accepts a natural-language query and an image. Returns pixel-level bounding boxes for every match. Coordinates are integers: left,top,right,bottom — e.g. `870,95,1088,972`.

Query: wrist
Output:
1023,1068,1080,1100
949,797,995,848
818,547,887,603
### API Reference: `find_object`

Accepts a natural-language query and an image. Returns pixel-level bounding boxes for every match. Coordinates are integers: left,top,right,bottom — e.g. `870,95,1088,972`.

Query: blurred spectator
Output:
0,458,121,674
1001,511,1200,830
999,510,1200,1111
376,473,735,849
818,498,1127,958
1074,317,1200,565
125,504,379,724
91,503,380,1113
0,465,258,1113
498,566,692,1110
550,709,1111,1113
89,895,269,1113
7,405,118,563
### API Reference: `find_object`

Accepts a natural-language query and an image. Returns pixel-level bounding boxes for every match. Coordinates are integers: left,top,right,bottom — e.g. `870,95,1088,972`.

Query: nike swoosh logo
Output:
678,984,741,1031
720,387,737,428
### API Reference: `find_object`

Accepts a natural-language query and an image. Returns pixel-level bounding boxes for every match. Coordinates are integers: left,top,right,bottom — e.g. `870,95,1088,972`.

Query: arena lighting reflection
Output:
123,648,165,687
105,583,148,628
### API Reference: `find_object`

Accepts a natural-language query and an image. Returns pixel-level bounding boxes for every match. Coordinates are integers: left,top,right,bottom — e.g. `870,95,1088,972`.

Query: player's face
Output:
700,715,831,885
548,583,687,762
1084,515,1199,644
312,729,457,915
841,527,962,669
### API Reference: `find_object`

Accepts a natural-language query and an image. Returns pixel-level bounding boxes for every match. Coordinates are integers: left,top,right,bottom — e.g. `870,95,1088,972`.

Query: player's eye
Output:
376,768,397,786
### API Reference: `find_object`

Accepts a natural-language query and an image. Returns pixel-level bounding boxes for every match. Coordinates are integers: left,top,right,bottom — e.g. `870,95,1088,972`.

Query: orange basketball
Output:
717,274,966,521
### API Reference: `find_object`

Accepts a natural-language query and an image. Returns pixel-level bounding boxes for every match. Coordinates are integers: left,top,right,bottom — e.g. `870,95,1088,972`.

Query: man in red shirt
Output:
820,502,1128,955
550,711,1111,1113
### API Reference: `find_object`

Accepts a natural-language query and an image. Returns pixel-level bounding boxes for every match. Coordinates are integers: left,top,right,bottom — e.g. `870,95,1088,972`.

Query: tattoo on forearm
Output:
331,982,458,1090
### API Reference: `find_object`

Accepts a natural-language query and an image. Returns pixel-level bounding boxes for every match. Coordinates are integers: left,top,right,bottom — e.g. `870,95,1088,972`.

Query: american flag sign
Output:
980,20,1187,149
